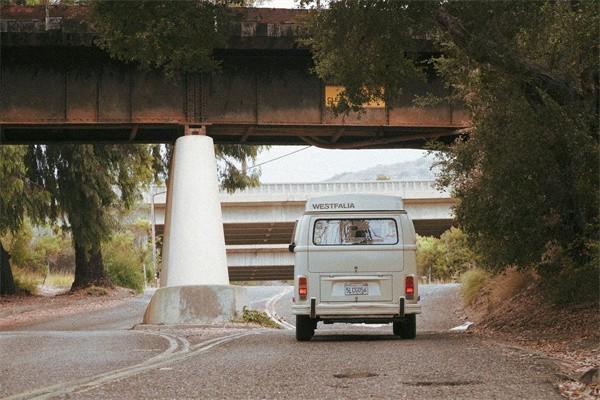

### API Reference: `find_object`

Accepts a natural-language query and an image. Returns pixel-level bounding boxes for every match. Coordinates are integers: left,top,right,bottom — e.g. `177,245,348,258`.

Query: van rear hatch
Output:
308,216,404,274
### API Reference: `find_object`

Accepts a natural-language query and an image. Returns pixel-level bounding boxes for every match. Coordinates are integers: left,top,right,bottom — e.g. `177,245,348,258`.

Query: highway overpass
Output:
148,180,454,281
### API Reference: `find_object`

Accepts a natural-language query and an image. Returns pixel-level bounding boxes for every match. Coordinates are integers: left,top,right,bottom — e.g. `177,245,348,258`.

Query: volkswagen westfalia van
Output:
289,194,421,341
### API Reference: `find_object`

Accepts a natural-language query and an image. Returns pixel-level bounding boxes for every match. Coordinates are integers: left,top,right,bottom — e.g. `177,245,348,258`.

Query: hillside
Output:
324,155,437,182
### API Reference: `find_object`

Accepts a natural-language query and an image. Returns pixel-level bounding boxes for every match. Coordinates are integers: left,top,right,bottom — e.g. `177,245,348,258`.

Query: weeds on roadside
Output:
241,307,280,329
460,268,490,305
44,272,73,288
12,267,40,295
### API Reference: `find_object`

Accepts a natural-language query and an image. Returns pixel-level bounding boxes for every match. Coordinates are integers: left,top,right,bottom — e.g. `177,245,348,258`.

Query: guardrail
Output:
147,180,449,204
236,180,445,196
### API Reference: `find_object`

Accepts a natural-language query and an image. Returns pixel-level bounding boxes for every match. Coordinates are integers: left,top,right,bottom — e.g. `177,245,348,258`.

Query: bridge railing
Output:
235,180,447,197
147,180,449,205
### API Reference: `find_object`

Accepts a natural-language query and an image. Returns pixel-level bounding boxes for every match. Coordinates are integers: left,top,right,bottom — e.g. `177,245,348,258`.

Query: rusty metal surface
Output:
0,49,469,148
0,6,470,149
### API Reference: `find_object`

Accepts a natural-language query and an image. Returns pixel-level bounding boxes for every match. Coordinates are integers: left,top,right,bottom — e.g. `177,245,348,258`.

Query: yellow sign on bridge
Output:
324,85,385,109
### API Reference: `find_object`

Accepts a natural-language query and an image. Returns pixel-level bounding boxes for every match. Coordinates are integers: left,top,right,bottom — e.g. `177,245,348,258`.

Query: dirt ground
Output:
0,286,138,330
464,271,599,399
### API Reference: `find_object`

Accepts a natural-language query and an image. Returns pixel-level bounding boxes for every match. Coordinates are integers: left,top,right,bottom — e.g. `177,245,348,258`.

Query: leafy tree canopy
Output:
88,0,268,192
417,228,478,282
2,0,268,291
90,0,247,76
0,146,49,237
25,144,157,288
305,1,599,301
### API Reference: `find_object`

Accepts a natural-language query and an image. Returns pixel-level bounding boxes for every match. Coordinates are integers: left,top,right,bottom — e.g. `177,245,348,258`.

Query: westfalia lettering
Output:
312,202,356,210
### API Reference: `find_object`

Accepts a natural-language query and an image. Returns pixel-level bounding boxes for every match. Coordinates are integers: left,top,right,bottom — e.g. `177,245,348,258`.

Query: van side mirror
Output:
288,243,296,253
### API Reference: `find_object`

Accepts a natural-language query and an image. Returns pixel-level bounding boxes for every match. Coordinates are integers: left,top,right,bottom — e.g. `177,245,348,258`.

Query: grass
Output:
241,307,281,329
488,268,532,305
12,267,42,295
460,268,491,305
10,269,75,295
44,272,74,288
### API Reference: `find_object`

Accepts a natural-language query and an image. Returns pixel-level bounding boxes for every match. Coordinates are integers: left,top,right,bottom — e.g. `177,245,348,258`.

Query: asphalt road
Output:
0,285,563,400
2,290,155,332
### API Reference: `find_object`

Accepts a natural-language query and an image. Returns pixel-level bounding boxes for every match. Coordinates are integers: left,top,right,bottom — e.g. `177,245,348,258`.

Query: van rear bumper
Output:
292,301,421,317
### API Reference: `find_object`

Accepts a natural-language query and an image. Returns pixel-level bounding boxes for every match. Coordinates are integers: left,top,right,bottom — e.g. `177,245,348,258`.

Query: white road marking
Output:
450,321,474,332
265,286,295,330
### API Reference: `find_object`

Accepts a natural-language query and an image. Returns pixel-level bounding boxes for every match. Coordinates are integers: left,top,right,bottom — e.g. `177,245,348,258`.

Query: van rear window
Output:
313,219,398,246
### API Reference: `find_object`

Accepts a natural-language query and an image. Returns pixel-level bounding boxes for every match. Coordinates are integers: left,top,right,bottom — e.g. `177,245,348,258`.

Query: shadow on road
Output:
310,331,455,342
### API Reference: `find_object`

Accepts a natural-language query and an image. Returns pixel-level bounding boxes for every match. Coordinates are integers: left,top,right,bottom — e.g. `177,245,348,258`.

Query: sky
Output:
257,0,298,8
251,146,428,183
248,0,427,183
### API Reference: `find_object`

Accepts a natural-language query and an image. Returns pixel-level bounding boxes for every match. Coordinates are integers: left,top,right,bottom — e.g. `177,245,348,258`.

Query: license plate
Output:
344,283,369,296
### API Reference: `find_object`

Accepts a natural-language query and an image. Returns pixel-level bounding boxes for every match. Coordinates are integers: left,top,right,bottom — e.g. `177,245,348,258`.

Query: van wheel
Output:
401,314,417,339
296,315,315,341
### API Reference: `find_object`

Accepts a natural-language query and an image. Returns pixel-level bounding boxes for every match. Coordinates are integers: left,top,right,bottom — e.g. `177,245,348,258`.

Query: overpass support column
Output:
144,135,246,324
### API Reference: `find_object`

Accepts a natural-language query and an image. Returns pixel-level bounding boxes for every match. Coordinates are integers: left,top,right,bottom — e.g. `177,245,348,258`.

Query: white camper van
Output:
289,194,421,341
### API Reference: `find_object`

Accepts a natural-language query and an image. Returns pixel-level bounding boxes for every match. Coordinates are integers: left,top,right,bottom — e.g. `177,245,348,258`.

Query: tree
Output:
26,144,156,289
417,228,478,282
89,0,246,77
88,0,266,193
1,1,266,291
0,146,50,294
416,235,445,281
305,1,599,301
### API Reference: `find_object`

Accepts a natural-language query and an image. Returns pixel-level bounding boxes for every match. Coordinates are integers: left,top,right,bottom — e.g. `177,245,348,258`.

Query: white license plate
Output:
344,283,369,296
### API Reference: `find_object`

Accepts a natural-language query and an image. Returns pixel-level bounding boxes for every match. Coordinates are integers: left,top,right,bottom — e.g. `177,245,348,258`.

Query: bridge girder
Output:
1,7,470,149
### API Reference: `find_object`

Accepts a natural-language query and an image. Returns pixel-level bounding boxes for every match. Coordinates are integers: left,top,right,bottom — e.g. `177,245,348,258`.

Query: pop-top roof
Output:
305,194,404,213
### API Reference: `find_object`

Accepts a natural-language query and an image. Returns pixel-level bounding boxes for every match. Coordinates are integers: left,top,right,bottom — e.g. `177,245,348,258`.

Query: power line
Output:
247,146,311,170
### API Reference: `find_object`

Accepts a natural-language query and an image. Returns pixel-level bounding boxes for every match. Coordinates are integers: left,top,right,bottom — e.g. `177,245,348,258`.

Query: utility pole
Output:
150,187,166,288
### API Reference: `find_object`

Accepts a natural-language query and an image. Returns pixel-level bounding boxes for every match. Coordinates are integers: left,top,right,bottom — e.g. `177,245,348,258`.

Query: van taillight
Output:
298,276,307,299
405,276,414,300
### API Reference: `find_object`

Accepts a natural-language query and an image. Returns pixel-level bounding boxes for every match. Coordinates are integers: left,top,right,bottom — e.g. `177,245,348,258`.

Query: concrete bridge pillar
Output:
144,135,246,324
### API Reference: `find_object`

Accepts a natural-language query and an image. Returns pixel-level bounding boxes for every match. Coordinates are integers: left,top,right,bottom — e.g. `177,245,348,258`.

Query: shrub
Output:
3,221,35,271
241,307,280,329
460,268,491,305
416,235,446,280
103,232,145,293
417,228,479,282
12,267,41,295
32,233,74,275
3,222,75,276
537,241,599,304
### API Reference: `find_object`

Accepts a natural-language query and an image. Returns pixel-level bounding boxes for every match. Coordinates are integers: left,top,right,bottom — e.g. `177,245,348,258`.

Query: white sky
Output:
250,0,427,183
257,0,299,8
252,146,427,183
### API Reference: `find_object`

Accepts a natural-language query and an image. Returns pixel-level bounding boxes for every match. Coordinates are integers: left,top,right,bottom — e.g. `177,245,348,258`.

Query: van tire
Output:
401,314,417,339
296,315,315,341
